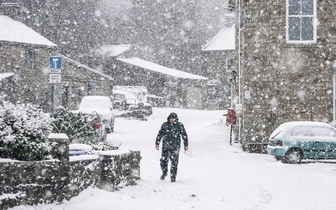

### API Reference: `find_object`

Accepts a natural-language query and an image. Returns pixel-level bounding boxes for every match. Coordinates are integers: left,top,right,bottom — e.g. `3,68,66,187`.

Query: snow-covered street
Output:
10,108,336,210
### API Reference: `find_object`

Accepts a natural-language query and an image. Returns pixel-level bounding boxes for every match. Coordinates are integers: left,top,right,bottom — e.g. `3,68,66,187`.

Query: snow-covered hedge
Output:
0,101,53,161
51,107,99,144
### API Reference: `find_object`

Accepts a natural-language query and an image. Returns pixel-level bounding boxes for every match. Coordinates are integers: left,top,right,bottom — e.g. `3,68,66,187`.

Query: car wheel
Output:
274,156,282,161
284,148,303,164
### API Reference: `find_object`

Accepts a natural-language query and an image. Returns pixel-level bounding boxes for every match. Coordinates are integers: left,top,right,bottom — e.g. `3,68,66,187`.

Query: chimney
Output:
0,2,21,21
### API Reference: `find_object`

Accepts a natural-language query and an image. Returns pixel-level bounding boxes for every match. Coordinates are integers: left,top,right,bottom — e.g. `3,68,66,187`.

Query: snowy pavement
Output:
10,108,336,210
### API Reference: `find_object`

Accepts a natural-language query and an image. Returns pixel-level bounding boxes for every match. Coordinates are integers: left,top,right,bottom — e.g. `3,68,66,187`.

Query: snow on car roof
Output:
270,121,333,138
280,121,331,128
81,96,111,101
113,89,136,96
78,96,112,114
69,144,92,151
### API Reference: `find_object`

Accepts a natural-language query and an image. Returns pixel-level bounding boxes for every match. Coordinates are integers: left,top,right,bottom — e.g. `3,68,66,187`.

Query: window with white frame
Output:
286,0,316,43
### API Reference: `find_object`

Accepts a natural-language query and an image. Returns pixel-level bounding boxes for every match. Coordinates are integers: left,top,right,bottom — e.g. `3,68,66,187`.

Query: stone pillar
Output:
48,133,69,162
48,133,70,201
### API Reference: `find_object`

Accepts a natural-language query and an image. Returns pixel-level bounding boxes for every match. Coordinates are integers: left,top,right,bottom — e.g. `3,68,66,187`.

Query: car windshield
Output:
113,94,125,100
270,124,287,139
270,130,282,139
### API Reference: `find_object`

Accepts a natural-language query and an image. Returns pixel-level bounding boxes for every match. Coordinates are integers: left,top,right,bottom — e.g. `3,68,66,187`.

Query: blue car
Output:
267,121,336,164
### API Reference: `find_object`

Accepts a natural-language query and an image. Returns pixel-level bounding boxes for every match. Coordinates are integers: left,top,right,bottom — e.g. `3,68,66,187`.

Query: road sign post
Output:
50,56,62,114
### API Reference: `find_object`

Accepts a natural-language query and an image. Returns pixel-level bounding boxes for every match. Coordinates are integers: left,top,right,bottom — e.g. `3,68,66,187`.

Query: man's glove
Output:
155,144,159,150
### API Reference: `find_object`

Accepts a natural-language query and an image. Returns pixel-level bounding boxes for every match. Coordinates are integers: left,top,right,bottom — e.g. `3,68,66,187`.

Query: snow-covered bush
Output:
0,101,53,161
51,107,99,144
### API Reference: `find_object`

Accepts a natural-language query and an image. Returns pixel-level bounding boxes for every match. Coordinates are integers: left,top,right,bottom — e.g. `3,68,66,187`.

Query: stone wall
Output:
231,0,336,152
0,135,141,210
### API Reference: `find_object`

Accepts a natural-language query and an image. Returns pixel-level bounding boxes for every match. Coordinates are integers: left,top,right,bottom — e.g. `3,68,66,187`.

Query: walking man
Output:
155,112,188,182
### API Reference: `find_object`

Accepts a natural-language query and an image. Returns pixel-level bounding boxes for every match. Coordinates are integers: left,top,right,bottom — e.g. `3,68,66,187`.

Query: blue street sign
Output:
50,56,62,69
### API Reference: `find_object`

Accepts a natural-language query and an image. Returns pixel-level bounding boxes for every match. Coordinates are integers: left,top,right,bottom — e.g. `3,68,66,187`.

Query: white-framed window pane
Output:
288,17,301,40
302,0,314,15
287,0,315,42
288,0,300,15
302,17,314,40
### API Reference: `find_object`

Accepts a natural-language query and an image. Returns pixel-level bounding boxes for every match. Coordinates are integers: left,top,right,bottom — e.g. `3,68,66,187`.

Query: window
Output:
87,82,96,95
240,11,245,29
311,127,336,138
286,0,316,43
226,57,235,72
25,48,35,68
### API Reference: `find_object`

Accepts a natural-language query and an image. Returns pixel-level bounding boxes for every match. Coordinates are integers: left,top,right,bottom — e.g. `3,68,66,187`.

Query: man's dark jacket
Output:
155,113,188,149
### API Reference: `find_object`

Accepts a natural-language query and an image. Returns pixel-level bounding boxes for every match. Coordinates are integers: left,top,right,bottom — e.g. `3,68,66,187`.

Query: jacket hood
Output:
167,112,179,122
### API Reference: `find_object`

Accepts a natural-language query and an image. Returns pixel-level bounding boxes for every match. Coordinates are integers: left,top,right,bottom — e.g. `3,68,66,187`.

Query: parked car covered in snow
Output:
78,96,115,133
112,87,153,118
69,144,93,156
133,101,152,116
112,89,137,110
267,121,336,164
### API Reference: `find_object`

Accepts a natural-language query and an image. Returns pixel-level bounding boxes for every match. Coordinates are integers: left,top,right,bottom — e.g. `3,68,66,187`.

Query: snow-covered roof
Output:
94,44,131,57
60,55,113,80
117,57,208,80
0,72,14,81
202,25,235,51
0,15,57,47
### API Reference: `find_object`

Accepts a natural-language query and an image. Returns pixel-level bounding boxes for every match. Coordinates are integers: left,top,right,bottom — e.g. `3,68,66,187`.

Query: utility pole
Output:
49,56,62,114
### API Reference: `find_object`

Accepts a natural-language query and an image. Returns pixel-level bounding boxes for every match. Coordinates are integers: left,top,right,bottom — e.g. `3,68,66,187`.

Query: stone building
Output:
60,55,113,110
0,10,112,112
201,24,235,110
229,0,336,152
115,57,208,109
0,13,58,111
80,45,208,109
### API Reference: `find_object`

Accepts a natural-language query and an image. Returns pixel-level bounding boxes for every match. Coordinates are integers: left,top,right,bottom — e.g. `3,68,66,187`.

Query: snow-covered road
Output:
11,108,336,210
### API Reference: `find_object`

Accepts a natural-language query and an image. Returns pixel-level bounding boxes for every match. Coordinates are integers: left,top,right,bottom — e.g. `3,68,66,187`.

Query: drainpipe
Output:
237,0,242,142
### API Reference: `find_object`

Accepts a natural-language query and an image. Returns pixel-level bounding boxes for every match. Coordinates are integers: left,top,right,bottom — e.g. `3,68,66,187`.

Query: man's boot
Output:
171,176,176,182
160,172,167,180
